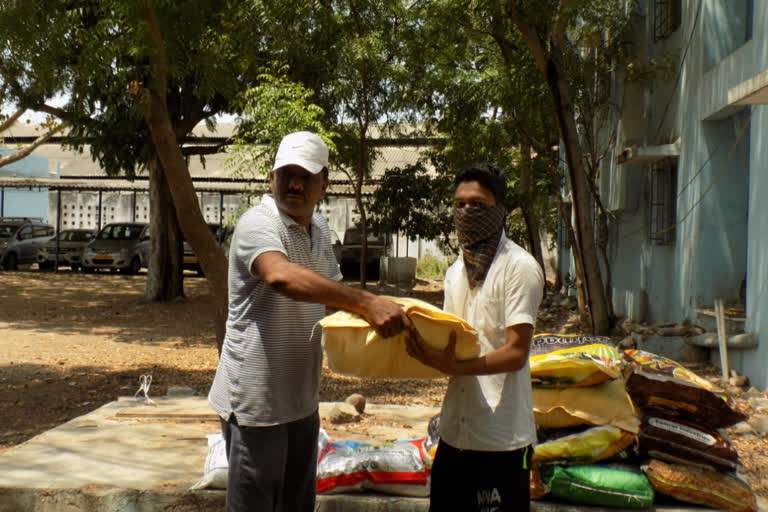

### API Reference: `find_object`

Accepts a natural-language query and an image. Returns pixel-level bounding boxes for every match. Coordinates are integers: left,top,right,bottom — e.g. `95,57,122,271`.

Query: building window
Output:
649,161,677,245
654,0,682,42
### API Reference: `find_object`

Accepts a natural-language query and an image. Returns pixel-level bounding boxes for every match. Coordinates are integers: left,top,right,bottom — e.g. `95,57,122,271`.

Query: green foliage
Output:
0,1,293,176
415,253,454,281
368,163,453,240
228,66,337,181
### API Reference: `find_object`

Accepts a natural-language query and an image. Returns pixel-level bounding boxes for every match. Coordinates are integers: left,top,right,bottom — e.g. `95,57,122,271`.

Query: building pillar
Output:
55,190,62,273
219,192,224,226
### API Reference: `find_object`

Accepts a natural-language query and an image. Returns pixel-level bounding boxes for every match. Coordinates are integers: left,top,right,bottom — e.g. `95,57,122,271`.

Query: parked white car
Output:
37,229,96,271
81,223,149,274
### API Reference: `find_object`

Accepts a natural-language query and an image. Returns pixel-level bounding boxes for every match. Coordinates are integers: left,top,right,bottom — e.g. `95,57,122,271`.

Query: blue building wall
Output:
0,150,50,221
594,0,767,388
739,104,768,389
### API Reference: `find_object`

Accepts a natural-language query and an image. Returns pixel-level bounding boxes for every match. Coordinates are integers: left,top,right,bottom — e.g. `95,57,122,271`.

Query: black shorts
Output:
429,440,532,512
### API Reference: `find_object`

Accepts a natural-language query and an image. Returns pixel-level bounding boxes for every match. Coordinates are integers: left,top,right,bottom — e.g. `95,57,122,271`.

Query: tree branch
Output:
0,123,67,168
504,2,549,73
551,0,574,49
0,108,24,133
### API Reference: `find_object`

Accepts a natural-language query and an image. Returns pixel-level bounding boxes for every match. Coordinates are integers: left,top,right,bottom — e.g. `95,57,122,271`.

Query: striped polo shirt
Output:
208,195,342,426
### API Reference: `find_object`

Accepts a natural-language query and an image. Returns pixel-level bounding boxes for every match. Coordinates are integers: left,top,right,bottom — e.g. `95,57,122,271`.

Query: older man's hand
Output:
360,296,412,339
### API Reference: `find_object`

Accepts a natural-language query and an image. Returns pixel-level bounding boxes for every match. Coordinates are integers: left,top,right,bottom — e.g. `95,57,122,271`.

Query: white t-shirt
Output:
439,234,544,451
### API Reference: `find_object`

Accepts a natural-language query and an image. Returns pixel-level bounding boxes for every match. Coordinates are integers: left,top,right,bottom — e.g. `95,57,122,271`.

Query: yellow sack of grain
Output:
319,297,479,378
529,343,622,388
533,425,637,466
533,378,640,433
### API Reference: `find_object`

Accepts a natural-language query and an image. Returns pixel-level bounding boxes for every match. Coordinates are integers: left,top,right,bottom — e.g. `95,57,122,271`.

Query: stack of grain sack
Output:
319,305,758,509
623,349,756,512
530,335,757,512
528,334,653,509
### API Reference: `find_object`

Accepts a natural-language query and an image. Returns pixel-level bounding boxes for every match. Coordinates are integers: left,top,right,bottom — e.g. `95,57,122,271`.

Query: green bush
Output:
416,254,454,280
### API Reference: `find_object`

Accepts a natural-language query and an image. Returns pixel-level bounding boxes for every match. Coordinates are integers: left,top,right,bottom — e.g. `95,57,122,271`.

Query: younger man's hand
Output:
406,329,458,375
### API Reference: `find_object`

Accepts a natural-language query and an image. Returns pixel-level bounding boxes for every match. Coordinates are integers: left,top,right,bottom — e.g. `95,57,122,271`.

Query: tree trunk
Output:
508,10,611,334
548,162,588,324
146,158,185,302
518,142,546,282
140,6,229,351
357,132,368,288
545,58,610,333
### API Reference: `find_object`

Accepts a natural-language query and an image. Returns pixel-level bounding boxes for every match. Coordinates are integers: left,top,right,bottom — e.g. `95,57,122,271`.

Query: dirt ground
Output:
0,268,766,499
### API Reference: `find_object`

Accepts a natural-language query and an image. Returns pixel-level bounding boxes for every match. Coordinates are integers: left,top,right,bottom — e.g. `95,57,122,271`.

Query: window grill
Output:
649,161,677,245
654,0,682,42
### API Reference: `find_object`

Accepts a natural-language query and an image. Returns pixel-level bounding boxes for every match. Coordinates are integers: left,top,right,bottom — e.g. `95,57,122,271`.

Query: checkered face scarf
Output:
454,204,505,288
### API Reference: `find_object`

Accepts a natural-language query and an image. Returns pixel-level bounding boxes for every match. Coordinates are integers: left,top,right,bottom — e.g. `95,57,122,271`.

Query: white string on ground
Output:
134,374,157,406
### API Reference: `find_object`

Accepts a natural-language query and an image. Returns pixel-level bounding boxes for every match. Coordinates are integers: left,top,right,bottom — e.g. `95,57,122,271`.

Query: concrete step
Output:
0,396,724,512
687,332,759,350
694,308,746,335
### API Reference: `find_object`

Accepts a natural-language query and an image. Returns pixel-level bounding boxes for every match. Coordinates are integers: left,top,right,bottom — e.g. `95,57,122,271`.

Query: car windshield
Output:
57,230,93,242
97,225,144,241
344,228,385,245
0,224,20,238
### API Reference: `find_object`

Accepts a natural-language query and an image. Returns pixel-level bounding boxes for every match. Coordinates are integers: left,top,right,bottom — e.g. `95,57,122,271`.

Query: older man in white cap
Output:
208,131,410,512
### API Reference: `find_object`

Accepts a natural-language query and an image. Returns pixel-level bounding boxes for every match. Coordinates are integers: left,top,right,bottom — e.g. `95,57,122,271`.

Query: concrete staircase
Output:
686,308,758,350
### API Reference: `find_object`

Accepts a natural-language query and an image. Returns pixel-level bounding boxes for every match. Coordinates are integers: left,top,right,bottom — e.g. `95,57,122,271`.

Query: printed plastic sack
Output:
190,433,228,490
320,297,479,378
624,350,746,429
531,333,616,356
316,438,431,496
424,414,440,461
533,378,640,433
638,416,739,472
534,425,636,466
530,343,622,388
643,459,757,512
542,464,655,509
624,349,717,390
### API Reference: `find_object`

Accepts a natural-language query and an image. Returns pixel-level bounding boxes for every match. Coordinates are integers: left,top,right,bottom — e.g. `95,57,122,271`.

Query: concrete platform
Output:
0,396,740,511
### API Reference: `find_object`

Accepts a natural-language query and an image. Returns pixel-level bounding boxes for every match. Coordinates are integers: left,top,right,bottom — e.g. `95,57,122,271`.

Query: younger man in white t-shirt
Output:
407,162,544,512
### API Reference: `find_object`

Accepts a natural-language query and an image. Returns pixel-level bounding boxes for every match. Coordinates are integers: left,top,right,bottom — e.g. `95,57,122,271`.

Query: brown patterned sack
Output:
624,350,746,429
638,416,739,472
643,459,757,512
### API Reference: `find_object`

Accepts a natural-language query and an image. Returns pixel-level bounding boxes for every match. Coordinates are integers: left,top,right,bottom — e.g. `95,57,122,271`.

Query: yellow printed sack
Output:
530,343,622,388
533,378,640,433
319,297,479,378
533,425,636,466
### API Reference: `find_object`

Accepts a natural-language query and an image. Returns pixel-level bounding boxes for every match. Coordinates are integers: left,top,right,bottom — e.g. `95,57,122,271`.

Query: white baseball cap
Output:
272,131,329,174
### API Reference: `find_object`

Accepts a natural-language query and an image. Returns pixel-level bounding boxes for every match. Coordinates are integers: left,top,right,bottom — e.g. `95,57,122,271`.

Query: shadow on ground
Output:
0,269,216,347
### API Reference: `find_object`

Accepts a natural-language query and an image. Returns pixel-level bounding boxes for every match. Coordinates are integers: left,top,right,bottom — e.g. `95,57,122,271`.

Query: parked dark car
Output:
37,228,96,271
81,222,148,274
339,225,388,279
0,217,55,270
